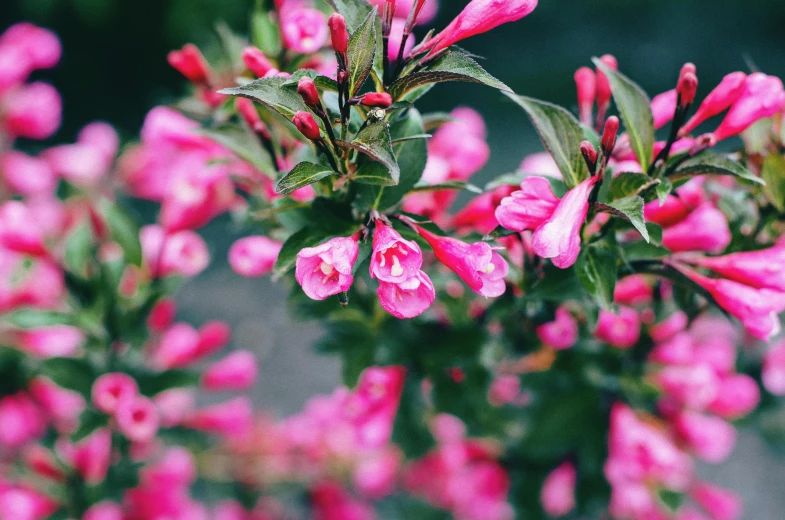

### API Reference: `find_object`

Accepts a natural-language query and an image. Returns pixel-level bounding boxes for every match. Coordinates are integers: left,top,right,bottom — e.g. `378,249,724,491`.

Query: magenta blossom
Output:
690,483,742,520
594,307,641,349
536,307,578,350
688,245,785,292
680,72,747,135
662,204,731,254
763,342,785,396
416,0,538,58
414,224,508,297
115,395,159,443
202,351,258,392
229,236,283,278
711,73,785,142
532,175,599,269
92,373,138,415
377,271,436,319
370,221,423,283
540,461,577,517
280,5,328,55
296,235,359,300
495,176,560,232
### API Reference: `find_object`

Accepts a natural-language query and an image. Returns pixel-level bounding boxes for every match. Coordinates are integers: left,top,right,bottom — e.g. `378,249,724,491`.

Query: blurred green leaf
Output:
98,200,143,267
251,9,282,56
672,153,764,185
38,358,95,398
198,124,275,177
5,309,74,329
762,154,785,211
576,246,618,310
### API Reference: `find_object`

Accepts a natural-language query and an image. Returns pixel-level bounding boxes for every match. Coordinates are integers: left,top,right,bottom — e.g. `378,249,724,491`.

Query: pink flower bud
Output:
202,350,258,392
681,72,747,135
601,115,620,154
84,502,124,520
141,226,210,278
241,46,274,77
693,245,785,292
115,395,159,443
594,307,641,349
151,323,201,369
167,44,211,84
0,23,61,71
183,397,253,438
536,307,578,350
295,235,359,300
0,201,47,256
532,175,599,269
357,92,394,108
235,98,269,136
280,6,328,55
0,151,57,196
540,461,576,517
153,388,195,428
23,445,65,482
92,373,139,414
691,483,742,520
763,343,785,396
417,0,538,58
147,298,177,333
574,67,596,126
654,364,720,410
229,236,283,278
662,204,731,254
488,374,521,406
292,110,321,141
0,484,58,520
495,176,559,232
580,141,598,171
297,76,321,107
370,221,424,283
196,321,232,358
328,14,349,55
68,428,112,484
595,54,618,110
651,89,678,129
12,325,84,358
649,311,689,343
711,73,785,141
0,392,46,450
708,374,760,420
678,71,699,108
414,225,508,298
614,274,653,306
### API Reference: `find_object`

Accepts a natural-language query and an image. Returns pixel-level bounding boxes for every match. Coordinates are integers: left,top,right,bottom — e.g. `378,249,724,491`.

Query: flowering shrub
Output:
3,1,785,519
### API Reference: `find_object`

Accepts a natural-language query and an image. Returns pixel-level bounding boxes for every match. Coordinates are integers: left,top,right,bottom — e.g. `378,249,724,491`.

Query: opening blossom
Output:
295,234,360,301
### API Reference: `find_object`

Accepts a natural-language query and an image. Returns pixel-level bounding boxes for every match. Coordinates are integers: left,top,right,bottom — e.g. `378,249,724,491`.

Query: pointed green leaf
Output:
197,124,275,178
506,94,588,188
342,120,399,182
38,358,95,398
576,246,618,310
352,158,397,186
593,58,655,170
411,180,482,194
606,195,650,242
347,8,378,97
656,177,673,204
5,309,74,328
325,0,373,30
762,154,785,211
98,200,143,266
251,10,282,55
282,70,339,91
219,77,311,121
673,153,765,185
389,50,510,100
610,172,651,200
276,162,338,195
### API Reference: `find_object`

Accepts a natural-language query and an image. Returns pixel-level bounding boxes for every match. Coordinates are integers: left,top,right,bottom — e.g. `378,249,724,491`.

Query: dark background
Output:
2,0,785,517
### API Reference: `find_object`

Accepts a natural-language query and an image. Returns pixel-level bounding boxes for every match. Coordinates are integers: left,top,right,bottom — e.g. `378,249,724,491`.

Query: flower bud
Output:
328,14,349,56
601,115,620,155
92,373,138,414
357,92,393,108
763,343,785,396
202,351,258,392
680,72,747,135
196,321,232,358
292,110,321,141
235,98,269,136
167,44,211,84
242,46,274,77
115,396,159,443
579,140,598,171
229,236,282,278
574,67,596,126
678,71,699,108
595,54,618,109
540,462,577,517
651,89,678,129
297,76,321,107
1,81,62,140
594,307,641,349
690,483,742,520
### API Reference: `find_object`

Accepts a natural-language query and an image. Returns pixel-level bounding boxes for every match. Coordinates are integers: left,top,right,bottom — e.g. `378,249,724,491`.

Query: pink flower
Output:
141,225,210,278
0,151,57,196
711,73,785,142
416,0,538,58
1,82,62,140
495,176,560,232
662,204,731,254
44,122,119,187
574,67,596,126
229,236,283,278
0,392,46,450
707,374,760,420
84,502,124,520
0,484,58,520
147,298,177,333
115,396,159,443
649,311,689,343
377,271,436,319
690,483,742,520
654,364,720,411
488,374,521,406
763,343,785,395
614,274,654,306
414,225,508,297
242,46,275,77
681,72,747,135
92,373,139,414
202,350,258,392
689,245,785,292
167,44,211,84
536,307,578,350
280,6,328,54
12,325,84,358
27,377,84,433
368,0,439,25
0,23,61,71
65,428,112,484
673,411,736,463
651,89,677,129
295,235,360,300
387,19,416,61
183,397,254,439
153,388,195,428
540,461,576,517
370,221,423,283
150,323,201,369
353,449,401,499
594,307,641,349
195,320,232,358
0,201,48,256
532,175,599,268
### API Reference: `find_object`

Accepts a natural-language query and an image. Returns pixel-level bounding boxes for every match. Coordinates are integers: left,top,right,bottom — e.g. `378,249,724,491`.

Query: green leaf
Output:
282,70,339,92
346,8,377,97
136,369,199,396
422,112,455,132
483,225,517,241
198,124,275,177
251,10,282,56
391,134,431,144
655,176,673,204
355,109,428,210
505,94,588,188
63,222,94,276
38,358,95,398
672,153,765,185
343,120,399,183
485,172,526,190
71,409,109,442
276,161,338,195
219,76,312,121
762,154,785,211
606,195,650,242
610,172,651,200
389,50,510,100
98,200,143,267
593,58,655,170
5,309,74,328
411,180,482,194
352,158,398,186
576,246,618,310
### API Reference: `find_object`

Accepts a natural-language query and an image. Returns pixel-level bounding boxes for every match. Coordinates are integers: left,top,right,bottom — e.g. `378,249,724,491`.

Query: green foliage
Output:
276,161,339,194
346,8,378,97
672,152,765,185
763,154,785,211
198,124,276,177
575,246,618,310
343,119,400,183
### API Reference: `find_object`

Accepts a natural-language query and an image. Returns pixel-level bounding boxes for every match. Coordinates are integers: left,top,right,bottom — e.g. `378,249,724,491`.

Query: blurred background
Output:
2,0,785,517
